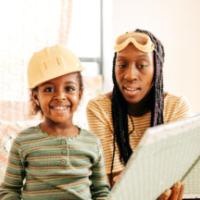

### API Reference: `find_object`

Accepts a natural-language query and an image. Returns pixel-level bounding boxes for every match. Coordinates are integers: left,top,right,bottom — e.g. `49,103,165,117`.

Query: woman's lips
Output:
123,86,141,96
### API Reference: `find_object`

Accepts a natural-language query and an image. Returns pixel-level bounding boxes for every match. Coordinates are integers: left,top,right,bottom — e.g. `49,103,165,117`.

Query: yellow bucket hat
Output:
114,31,155,53
28,45,83,89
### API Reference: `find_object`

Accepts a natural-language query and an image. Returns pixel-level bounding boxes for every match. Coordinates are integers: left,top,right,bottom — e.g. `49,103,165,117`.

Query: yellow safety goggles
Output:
114,32,155,53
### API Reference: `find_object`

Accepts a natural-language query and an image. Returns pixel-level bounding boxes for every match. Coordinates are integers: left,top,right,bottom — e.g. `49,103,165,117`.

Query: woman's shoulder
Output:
86,92,113,125
164,92,191,122
164,92,190,107
89,92,112,102
87,92,112,110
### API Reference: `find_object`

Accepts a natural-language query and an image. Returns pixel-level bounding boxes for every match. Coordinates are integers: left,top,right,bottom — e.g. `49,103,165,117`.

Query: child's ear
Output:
32,90,40,106
79,88,83,100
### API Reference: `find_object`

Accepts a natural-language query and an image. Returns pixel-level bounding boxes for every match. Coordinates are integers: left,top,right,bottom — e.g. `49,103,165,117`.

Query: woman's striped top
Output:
86,93,190,175
0,126,110,200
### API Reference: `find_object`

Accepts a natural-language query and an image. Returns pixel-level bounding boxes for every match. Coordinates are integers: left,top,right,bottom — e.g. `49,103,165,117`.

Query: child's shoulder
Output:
15,125,44,143
80,128,101,144
80,128,99,139
19,125,39,133
79,128,103,155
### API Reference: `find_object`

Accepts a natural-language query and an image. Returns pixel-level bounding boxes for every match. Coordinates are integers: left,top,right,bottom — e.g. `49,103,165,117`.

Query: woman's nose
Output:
124,64,138,81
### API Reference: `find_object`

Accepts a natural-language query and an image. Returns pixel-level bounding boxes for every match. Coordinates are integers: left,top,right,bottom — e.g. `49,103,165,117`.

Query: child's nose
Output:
54,91,66,101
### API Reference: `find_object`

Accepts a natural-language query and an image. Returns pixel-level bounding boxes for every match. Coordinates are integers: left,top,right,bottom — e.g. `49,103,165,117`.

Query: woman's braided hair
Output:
111,29,165,168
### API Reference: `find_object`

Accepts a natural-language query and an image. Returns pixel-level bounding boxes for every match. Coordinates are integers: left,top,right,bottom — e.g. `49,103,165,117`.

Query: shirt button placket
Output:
61,139,68,166
60,159,66,166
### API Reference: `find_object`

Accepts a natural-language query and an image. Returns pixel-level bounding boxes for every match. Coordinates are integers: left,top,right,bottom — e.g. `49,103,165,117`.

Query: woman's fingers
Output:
112,174,122,185
169,182,184,200
158,189,172,200
157,182,184,200
177,183,184,200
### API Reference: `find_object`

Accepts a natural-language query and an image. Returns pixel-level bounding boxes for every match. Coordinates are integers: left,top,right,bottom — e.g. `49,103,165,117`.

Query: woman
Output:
87,29,190,199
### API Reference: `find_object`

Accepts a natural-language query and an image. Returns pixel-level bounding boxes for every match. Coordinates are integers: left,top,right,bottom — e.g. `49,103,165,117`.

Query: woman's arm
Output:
87,97,117,175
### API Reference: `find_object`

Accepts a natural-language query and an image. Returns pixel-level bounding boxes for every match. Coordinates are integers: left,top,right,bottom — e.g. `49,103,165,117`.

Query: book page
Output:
109,115,200,200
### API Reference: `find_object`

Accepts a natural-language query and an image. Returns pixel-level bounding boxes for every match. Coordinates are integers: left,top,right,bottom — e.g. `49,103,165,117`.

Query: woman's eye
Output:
137,63,149,69
116,62,127,68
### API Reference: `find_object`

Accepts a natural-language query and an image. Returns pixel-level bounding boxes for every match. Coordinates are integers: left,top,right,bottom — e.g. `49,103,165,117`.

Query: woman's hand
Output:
108,171,122,187
158,182,184,200
112,173,122,185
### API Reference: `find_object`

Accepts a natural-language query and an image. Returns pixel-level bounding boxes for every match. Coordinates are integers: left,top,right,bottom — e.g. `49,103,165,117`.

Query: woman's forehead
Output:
116,47,153,60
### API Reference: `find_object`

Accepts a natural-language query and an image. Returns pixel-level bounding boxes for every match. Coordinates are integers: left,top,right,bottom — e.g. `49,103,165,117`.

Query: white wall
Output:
104,0,200,113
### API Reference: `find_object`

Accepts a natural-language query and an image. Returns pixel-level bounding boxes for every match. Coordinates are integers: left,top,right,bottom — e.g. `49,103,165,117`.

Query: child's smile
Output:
49,104,70,116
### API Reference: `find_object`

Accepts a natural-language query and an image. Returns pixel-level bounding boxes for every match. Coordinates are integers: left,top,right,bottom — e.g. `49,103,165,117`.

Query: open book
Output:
109,114,200,200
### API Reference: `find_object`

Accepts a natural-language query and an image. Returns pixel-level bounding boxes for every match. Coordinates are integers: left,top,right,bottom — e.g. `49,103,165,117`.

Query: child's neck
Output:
40,121,79,137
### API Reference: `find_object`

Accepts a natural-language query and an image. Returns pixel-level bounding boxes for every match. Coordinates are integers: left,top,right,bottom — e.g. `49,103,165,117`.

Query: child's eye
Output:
65,86,76,93
43,87,54,93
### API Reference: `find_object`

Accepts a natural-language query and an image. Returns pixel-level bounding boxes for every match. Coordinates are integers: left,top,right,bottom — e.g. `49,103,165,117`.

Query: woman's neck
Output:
127,89,153,116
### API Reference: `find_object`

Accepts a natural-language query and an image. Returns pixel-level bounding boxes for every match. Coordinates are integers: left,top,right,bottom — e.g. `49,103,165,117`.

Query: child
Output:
0,45,110,200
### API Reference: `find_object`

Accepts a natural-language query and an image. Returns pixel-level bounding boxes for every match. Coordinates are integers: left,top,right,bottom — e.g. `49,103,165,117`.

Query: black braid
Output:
111,29,165,170
135,29,164,126
111,53,132,164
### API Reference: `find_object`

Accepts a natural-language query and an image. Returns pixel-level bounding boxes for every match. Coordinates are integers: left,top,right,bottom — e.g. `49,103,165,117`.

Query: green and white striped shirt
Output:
0,126,110,200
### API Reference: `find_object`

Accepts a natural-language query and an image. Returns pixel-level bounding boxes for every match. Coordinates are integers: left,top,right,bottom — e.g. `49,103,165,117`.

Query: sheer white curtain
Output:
0,0,103,182
0,0,72,121
0,0,72,181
